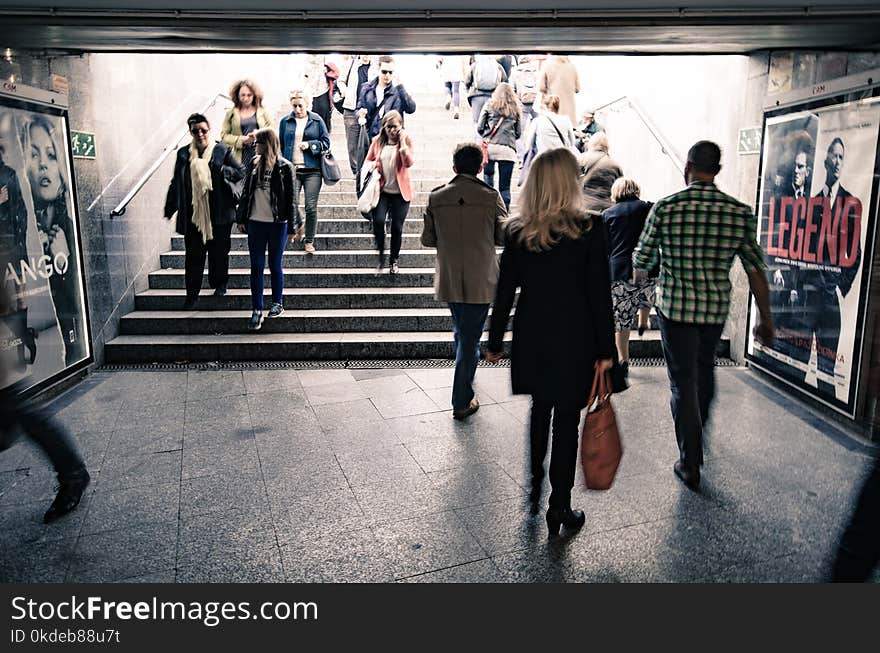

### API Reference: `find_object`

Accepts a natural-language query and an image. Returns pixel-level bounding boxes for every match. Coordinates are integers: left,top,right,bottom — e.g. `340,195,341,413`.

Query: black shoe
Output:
452,398,480,421
673,461,701,491
248,310,263,331
620,360,629,379
638,324,647,336
267,302,284,318
43,469,90,524
376,253,386,274
183,297,198,310
213,286,227,297
389,259,399,275
546,506,585,537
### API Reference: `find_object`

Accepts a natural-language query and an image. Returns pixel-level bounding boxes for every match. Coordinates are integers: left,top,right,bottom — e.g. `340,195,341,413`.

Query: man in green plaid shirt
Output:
633,141,774,490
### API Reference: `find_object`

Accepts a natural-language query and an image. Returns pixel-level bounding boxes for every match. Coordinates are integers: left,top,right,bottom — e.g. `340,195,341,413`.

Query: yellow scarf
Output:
189,141,216,244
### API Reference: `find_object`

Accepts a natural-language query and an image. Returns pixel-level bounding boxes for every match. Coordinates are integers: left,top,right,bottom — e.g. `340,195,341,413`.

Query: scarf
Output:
189,141,216,244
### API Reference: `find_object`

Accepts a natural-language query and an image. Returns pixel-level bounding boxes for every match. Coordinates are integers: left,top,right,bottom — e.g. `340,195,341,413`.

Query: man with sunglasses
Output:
356,55,417,140
164,113,245,309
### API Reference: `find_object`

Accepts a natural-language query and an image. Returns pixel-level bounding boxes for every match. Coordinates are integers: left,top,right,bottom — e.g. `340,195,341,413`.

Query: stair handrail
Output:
106,92,233,218
592,95,685,174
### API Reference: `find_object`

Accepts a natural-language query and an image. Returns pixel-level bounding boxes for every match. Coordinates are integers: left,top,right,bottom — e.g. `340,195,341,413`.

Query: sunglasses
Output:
190,127,208,135
380,69,394,75
291,103,304,108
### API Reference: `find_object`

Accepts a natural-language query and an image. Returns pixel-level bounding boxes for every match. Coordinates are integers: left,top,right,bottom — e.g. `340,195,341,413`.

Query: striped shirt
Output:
632,181,766,325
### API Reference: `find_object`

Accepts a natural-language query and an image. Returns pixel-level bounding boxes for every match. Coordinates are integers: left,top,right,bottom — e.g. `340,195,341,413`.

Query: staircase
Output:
104,86,708,363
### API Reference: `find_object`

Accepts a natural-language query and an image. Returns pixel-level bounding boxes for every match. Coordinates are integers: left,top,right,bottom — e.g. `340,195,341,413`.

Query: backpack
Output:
474,58,501,92
515,67,537,105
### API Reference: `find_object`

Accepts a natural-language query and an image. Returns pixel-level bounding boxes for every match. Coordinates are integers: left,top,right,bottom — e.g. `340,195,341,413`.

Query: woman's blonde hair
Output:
588,132,609,153
288,89,311,110
541,94,560,113
487,82,522,119
229,79,264,109
253,127,280,172
611,177,641,203
509,148,590,252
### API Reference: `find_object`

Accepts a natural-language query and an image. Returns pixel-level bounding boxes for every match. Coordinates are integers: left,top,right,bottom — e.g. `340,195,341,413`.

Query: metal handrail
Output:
108,92,233,218
592,95,685,174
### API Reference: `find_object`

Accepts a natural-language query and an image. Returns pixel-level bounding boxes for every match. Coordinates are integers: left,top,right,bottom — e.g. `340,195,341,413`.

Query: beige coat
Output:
421,174,507,304
539,56,580,125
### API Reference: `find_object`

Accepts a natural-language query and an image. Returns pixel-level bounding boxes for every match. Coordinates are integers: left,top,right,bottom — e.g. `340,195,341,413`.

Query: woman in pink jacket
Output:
365,110,414,274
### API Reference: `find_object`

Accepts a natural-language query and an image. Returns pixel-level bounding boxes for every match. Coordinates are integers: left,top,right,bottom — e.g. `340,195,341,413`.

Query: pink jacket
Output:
366,135,415,202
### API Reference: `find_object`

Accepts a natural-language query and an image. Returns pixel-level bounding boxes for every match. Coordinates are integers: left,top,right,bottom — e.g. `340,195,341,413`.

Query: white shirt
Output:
535,113,574,154
822,181,840,206
292,120,307,166
380,145,400,194
343,59,375,111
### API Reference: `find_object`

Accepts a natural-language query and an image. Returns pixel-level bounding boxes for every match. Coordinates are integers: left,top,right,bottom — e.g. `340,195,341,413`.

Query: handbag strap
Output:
487,116,505,140
587,366,611,411
547,116,567,146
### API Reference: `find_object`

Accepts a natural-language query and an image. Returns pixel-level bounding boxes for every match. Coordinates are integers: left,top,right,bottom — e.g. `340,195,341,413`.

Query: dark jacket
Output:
356,80,417,139
278,111,331,170
602,199,653,282
488,221,616,408
164,142,244,235
236,157,296,230
0,162,28,263
580,151,623,213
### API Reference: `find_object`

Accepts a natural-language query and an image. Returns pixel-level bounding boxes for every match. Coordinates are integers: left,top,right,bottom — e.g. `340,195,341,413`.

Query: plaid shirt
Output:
632,181,766,325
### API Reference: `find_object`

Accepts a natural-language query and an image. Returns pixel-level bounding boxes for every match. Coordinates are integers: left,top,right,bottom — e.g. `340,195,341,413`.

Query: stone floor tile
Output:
96,450,182,491
427,463,526,509
177,507,278,568
399,558,505,583
0,538,76,582
273,485,371,547
184,420,256,450
67,523,177,583
0,496,91,549
281,528,396,583
186,370,246,401
455,497,550,557
350,475,449,524
321,420,402,456
180,471,269,518
117,401,184,429
305,381,367,407
312,398,384,429
422,386,496,412
106,422,183,458
184,395,250,425
177,544,285,583
297,369,356,388
243,369,302,394
336,443,426,486
405,368,455,390
246,388,309,416
350,368,408,381
370,387,443,419
181,439,261,479
81,481,179,536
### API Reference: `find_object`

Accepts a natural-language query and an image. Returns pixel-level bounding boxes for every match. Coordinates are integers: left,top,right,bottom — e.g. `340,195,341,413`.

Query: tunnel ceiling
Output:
1,3,880,53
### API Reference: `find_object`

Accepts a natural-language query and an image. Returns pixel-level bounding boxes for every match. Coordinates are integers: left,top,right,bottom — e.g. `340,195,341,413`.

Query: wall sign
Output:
747,90,880,418
70,130,95,159
737,126,762,155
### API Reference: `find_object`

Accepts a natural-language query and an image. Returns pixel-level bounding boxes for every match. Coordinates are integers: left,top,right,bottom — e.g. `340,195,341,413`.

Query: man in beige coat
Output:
421,143,507,420
539,55,580,125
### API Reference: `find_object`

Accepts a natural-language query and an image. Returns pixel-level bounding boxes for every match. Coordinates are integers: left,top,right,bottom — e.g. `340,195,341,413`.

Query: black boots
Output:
43,468,91,524
546,506,586,537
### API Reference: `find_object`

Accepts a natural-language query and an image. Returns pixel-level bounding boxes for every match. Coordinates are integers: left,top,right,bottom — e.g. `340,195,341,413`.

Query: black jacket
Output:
356,80,417,139
0,162,28,263
601,199,653,282
164,142,244,234
236,157,296,230
488,221,617,408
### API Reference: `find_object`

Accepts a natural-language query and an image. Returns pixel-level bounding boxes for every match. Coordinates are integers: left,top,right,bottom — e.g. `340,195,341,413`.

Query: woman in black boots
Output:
486,148,616,537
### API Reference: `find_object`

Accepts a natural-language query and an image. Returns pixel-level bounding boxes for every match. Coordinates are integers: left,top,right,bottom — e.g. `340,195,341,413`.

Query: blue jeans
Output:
444,81,461,108
448,303,490,411
657,312,724,469
248,220,288,311
483,159,514,210
294,168,322,243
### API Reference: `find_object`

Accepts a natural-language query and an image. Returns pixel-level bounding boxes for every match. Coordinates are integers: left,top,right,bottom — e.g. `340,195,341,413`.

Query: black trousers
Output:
529,398,581,509
0,386,86,481
657,313,724,469
183,222,232,300
372,192,410,261
832,456,880,582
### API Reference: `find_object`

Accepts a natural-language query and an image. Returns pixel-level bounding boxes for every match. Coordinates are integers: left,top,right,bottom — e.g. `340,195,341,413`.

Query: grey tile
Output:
351,475,449,524
106,422,183,458
321,420,402,456
97,451,182,491
68,523,177,583
281,529,396,582
427,463,526,509
401,558,505,583
386,410,480,444
52,405,120,433
313,399,384,429
182,439,261,479
370,388,443,419
423,385,496,412
406,368,455,390
373,510,487,578
247,388,309,417
356,374,419,398
455,497,550,557
117,401,185,429
110,569,177,583
351,369,408,381
178,507,278,568
180,472,269,518
262,459,350,507
0,467,63,506
184,395,250,424
184,420,256,450
305,381,367,407
297,369,356,388
336,444,426,486
0,496,91,549
186,370,246,401
1,539,76,582
250,406,322,435
177,544,285,583
243,369,302,394
81,481,179,535
497,399,532,424
274,485,371,547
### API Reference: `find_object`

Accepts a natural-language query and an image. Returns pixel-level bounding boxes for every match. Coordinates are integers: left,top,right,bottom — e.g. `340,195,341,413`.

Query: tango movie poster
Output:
0,85,90,393
748,95,880,417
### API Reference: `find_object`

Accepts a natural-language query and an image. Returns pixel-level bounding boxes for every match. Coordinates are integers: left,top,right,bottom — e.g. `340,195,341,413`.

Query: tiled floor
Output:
0,365,876,583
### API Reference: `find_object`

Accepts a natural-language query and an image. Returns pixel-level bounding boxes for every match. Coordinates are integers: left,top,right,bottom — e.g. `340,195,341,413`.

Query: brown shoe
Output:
304,242,316,255
453,398,480,421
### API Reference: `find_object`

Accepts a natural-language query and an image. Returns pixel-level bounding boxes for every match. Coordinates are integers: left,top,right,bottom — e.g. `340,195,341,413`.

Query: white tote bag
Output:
357,161,381,219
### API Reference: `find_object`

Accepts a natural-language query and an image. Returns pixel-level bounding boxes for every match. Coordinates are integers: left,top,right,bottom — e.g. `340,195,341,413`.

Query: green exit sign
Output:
737,127,762,155
71,131,96,159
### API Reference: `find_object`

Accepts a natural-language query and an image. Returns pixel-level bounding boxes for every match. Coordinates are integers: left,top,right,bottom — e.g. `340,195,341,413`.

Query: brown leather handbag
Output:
580,367,623,490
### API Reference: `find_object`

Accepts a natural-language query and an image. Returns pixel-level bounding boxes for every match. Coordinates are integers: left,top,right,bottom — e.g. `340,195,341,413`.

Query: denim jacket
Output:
278,111,331,169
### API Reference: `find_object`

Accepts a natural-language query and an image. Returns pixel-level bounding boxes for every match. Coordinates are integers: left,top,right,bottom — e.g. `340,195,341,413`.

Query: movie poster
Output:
0,86,90,393
747,96,880,416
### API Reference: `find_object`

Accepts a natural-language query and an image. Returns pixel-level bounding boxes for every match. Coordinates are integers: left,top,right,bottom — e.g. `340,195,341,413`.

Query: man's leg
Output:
658,313,704,471
448,302,489,412
343,109,361,175
696,322,725,435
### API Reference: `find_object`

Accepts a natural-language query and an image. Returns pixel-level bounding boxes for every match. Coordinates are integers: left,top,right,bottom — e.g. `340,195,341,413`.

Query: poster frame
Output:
0,81,94,398
746,77,880,420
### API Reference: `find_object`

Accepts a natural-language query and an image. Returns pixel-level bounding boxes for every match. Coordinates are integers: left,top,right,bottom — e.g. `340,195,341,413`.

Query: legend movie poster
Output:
747,95,880,417
1,85,90,393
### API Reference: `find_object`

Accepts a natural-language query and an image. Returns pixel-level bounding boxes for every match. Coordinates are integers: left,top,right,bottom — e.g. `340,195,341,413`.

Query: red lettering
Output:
839,196,862,267
817,196,839,265
802,197,822,263
777,196,793,257
788,196,805,260
766,197,779,255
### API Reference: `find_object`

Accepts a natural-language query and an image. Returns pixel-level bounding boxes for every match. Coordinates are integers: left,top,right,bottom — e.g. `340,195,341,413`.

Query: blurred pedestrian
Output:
339,55,376,175
477,82,521,211
579,132,623,213
539,55,580,125
533,94,576,155
466,55,507,138
439,55,468,120
486,148,616,536
221,79,273,169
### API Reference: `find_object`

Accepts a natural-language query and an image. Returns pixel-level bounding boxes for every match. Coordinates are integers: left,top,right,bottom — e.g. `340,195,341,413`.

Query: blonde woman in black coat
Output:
486,148,616,537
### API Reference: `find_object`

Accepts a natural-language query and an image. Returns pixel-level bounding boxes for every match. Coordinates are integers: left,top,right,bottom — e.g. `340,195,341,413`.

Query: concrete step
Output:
231,204,427,221
104,331,515,363
311,218,427,235
119,308,512,335
158,249,448,269
148,267,437,289
307,190,520,205
322,178,496,193
170,233,434,252
135,287,444,311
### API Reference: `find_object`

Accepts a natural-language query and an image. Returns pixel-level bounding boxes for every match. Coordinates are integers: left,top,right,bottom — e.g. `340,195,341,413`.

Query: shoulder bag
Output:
320,150,342,186
481,116,505,165
357,160,380,219
580,367,623,490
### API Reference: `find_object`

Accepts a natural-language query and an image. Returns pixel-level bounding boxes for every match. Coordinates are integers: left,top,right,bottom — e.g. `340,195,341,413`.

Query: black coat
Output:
488,221,617,408
164,142,244,235
236,157,296,230
601,199,653,282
